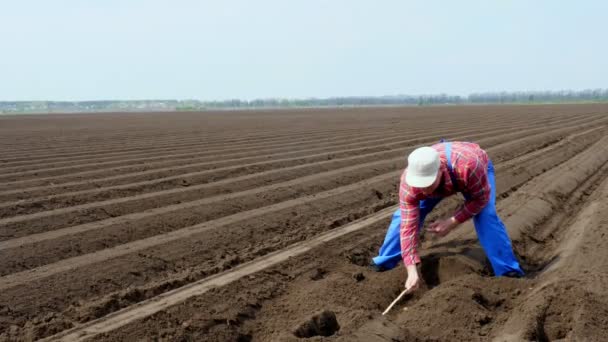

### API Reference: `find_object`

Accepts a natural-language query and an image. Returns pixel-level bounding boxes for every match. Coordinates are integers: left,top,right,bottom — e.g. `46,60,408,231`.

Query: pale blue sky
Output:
1,1,606,101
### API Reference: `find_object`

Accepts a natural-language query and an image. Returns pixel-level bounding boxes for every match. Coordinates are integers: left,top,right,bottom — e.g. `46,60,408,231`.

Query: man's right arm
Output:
399,189,420,267
399,187,422,291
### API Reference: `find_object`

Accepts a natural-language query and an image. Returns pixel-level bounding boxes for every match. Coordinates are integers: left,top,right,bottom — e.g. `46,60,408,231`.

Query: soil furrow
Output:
38,130,608,342
0,110,594,179
0,106,490,160
2,118,598,239
0,116,409,159
0,127,414,173
2,105,608,341
0,120,484,184
0,117,580,213
40,206,399,342
1,109,577,169
1,121,602,340
1,124,605,274
0,121,504,193
0,112,598,200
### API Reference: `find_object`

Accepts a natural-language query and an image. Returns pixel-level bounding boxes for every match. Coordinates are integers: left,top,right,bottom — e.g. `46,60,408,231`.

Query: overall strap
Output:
444,142,459,192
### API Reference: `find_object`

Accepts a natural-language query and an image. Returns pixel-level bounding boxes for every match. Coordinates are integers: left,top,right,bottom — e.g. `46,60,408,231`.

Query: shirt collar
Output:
427,161,455,197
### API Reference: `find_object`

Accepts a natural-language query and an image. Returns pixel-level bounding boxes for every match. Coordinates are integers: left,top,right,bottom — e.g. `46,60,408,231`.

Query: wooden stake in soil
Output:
382,288,412,315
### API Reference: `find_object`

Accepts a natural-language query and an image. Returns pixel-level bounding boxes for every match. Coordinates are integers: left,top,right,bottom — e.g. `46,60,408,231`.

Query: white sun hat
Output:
405,146,440,188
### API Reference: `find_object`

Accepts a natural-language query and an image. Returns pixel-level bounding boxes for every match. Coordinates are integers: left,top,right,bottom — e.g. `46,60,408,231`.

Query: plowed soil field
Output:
1,104,608,342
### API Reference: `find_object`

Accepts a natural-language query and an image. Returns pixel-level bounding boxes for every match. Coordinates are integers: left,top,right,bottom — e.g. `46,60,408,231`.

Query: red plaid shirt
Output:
400,142,490,266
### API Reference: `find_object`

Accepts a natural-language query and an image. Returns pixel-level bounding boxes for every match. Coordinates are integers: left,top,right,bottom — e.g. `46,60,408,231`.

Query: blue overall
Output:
372,142,524,276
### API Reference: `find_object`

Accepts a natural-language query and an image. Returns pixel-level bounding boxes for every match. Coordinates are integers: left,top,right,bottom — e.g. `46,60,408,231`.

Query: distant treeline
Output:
468,89,608,104
202,89,608,108
1,89,607,114
0,100,180,114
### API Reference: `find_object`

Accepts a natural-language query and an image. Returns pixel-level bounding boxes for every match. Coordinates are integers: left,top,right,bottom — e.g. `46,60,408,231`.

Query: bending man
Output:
371,141,524,292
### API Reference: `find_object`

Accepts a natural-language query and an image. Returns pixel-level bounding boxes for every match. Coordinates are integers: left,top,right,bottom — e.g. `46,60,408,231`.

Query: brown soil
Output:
1,104,607,341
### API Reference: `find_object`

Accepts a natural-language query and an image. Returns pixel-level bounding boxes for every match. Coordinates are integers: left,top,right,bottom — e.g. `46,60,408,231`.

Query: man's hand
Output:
404,264,420,292
427,217,459,237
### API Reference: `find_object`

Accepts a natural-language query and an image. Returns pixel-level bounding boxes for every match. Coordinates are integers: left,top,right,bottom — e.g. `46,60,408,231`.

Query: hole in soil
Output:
352,272,365,282
345,248,373,267
519,255,559,277
472,291,505,309
527,300,572,341
293,310,340,338
472,293,491,309
419,251,489,288
476,314,493,326
236,334,252,342
528,307,549,342
309,268,327,281
329,212,364,229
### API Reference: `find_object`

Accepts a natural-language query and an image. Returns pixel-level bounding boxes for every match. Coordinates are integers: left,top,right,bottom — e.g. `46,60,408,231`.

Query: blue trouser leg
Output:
372,197,443,270
473,161,524,276
371,209,402,269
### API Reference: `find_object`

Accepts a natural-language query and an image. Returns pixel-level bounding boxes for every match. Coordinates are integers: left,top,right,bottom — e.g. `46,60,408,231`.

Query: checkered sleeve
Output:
453,157,490,223
399,180,421,266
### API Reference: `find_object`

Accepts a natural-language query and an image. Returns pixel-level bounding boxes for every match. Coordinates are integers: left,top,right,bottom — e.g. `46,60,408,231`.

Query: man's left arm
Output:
453,158,491,223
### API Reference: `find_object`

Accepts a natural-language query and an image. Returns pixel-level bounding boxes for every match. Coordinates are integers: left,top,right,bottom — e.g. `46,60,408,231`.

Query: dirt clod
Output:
309,268,327,281
352,272,365,282
346,248,371,267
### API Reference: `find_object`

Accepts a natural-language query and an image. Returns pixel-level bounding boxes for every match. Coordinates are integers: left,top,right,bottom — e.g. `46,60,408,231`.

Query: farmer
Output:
371,141,524,292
